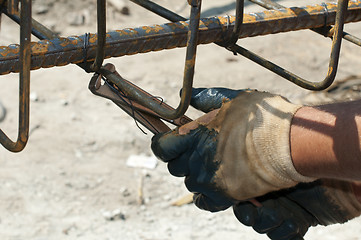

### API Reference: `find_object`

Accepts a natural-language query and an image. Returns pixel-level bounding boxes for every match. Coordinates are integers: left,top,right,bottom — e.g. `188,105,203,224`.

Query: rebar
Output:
249,0,361,46
100,0,202,119
89,0,106,72
236,0,350,90
133,0,355,90
1,1,361,75
0,0,31,152
223,0,244,46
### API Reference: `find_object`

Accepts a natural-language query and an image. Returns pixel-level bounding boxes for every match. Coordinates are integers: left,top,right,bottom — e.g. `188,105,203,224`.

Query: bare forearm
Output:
290,100,361,179
290,100,361,200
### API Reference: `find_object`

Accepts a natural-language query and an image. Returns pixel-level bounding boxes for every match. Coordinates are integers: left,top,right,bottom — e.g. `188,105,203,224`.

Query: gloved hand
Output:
151,88,314,211
152,88,246,212
233,180,361,240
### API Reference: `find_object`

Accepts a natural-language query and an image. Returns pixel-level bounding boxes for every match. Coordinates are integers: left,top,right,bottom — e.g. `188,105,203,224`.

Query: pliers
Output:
88,63,192,134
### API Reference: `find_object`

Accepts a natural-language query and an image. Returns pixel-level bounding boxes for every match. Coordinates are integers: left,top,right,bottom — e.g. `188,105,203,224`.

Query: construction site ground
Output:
1,0,361,239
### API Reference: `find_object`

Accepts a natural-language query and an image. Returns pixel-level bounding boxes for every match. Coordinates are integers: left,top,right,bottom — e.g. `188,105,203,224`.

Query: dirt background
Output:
1,0,361,239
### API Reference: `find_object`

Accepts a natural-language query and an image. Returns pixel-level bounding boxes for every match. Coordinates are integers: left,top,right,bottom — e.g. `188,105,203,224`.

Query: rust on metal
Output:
239,0,361,90
89,63,192,134
1,1,361,75
224,0,245,46
1,0,361,152
118,0,361,90
7,0,19,15
250,0,361,46
0,0,31,152
98,0,202,120
89,0,106,72
229,0,350,90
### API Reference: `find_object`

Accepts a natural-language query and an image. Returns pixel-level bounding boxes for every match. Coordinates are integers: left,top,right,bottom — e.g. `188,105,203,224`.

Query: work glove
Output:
233,180,361,240
151,88,314,211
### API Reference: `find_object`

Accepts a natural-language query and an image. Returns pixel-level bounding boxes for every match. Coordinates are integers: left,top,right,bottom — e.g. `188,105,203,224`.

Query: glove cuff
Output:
249,95,315,189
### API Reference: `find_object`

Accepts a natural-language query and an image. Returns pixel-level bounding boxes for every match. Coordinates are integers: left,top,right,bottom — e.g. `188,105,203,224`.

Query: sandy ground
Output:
1,0,361,239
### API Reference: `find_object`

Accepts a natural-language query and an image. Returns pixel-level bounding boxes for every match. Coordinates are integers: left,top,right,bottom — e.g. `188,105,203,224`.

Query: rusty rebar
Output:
249,0,361,46
237,0,355,90
89,0,106,72
101,0,202,119
4,9,58,39
0,0,31,152
236,0,349,90
0,1,361,75
115,0,361,90
224,0,244,46
7,0,19,15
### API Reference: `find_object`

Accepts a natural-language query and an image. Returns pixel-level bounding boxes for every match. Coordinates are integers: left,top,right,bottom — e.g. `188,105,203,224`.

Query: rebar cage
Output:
0,0,361,152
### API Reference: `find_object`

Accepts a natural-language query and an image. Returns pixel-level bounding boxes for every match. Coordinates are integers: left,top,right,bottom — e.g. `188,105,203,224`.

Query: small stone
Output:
85,141,96,146
163,194,171,201
143,170,151,178
60,99,69,106
103,211,112,220
63,224,77,235
173,211,181,217
108,0,130,15
75,150,83,158
0,101,6,122
30,92,39,102
120,6,130,16
35,5,49,15
66,12,85,26
103,209,126,221
226,57,238,62
120,187,131,197
144,197,151,204
126,154,157,169
70,113,80,121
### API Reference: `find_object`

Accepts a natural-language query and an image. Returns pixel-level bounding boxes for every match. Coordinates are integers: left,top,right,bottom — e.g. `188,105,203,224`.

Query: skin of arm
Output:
290,99,361,203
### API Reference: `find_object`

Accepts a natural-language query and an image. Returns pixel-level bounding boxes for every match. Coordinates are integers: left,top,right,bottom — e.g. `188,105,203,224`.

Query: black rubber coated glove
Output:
152,87,311,210
152,88,244,212
233,179,361,240
152,86,315,210
188,87,244,113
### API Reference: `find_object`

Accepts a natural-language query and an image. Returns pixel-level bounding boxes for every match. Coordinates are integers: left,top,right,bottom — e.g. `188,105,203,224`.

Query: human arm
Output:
235,101,361,238
151,88,361,239
291,100,361,181
153,89,361,198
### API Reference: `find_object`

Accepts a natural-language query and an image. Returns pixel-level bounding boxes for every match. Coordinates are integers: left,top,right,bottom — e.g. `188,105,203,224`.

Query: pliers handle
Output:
89,63,192,134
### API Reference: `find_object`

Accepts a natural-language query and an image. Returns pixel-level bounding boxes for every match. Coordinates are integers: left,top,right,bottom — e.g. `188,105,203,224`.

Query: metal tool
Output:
89,63,192,134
